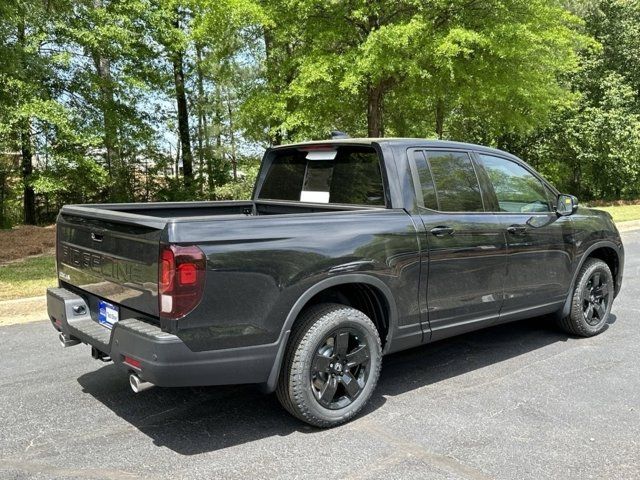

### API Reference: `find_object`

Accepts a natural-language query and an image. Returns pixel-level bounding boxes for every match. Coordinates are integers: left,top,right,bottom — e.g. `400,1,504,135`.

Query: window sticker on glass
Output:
301,160,333,203
300,191,330,203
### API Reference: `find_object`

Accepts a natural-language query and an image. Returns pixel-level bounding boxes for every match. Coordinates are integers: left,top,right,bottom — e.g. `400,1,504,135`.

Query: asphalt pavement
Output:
1,231,639,480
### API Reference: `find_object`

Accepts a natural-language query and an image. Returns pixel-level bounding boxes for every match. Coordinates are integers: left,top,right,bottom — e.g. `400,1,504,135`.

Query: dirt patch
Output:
0,296,47,326
0,225,56,263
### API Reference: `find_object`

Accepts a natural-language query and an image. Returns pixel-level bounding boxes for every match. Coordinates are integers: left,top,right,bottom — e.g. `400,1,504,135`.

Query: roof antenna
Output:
330,130,350,139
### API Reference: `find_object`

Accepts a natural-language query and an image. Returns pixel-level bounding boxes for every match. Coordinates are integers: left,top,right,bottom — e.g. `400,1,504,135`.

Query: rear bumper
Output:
47,287,278,387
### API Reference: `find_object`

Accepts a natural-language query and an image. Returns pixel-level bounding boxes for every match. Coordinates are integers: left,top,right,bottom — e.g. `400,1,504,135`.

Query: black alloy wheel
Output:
559,258,614,337
276,303,382,427
311,328,371,409
582,270,610,326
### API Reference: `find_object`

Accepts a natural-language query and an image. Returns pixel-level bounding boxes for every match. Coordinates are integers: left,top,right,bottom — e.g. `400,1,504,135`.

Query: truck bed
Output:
63,199,381,222
56,199,386,321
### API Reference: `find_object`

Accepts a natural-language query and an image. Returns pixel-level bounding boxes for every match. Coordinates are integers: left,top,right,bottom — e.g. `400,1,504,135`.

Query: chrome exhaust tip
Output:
59,332,80,348
129,373,154,393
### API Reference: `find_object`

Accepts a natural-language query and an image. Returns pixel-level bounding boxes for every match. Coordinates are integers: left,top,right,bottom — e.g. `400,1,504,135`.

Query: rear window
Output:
257,146,385,206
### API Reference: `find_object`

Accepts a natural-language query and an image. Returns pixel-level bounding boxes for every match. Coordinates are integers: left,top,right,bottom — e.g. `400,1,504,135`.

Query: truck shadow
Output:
77,314,616,455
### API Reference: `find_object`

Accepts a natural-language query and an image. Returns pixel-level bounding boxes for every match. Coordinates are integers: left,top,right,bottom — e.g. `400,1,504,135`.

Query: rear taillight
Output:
158,244,206,319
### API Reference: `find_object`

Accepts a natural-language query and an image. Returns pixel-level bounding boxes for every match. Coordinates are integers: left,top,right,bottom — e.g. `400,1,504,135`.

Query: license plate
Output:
98,300,119,329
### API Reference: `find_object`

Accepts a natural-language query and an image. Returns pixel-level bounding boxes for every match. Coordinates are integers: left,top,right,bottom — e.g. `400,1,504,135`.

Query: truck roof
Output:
272,137,518,159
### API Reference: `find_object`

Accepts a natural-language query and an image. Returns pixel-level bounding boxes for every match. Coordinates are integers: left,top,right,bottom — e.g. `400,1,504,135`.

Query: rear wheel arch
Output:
264,275,398,392
301,283,390,346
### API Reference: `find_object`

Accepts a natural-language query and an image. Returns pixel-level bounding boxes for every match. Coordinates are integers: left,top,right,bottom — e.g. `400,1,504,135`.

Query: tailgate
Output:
57,208,166,317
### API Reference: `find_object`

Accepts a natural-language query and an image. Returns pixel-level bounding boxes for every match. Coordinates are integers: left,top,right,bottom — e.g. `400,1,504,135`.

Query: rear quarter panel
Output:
166,209,422,351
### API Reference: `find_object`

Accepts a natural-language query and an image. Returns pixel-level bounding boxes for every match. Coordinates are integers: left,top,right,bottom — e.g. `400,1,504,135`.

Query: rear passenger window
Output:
418,151,484,212
477,154,551,213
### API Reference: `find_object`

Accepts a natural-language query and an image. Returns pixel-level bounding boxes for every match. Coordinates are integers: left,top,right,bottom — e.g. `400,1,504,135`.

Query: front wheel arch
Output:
558,258,614,336
558,241,622,319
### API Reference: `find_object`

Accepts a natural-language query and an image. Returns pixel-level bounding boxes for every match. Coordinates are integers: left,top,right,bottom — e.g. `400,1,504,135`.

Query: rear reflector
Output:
123,356,141,369
158,244,206,320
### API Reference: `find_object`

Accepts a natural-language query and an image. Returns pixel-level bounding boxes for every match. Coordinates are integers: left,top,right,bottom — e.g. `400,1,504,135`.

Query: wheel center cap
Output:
334,362,343,373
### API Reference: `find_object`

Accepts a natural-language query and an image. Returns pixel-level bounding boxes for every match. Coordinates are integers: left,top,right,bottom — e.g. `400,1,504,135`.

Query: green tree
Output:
244,0,587,143
505,0,640,200
59,0,167,202
0,0,79,224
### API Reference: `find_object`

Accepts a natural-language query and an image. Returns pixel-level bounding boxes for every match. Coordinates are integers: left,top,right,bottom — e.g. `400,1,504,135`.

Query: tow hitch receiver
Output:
59,332,80,348
91,347,111,362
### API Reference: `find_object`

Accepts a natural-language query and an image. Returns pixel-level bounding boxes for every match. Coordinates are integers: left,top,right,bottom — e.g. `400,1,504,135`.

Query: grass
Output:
592,204,640,223
0,255,57,301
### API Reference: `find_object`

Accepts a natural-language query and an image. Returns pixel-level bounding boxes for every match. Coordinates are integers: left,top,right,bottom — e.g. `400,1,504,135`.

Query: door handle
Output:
430,226,454,237
506,224,527,235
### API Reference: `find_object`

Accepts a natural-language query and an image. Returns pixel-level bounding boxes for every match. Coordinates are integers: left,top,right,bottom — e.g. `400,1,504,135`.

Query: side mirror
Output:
556,194,578,216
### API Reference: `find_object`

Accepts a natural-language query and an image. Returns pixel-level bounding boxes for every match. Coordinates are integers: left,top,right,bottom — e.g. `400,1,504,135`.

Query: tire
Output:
276,303,382,428
558,258,614,337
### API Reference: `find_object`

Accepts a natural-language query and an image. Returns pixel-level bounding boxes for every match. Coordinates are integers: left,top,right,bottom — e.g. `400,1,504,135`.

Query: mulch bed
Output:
0,225,56,264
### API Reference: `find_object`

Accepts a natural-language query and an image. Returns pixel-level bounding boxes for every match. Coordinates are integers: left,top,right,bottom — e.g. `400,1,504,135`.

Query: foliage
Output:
214,157,260,200
0,154,21,228
0,0,639,227
243,0,589,141
504,0,640,200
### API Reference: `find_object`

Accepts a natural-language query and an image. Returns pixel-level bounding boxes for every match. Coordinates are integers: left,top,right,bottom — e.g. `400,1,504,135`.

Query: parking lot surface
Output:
1,231,639,480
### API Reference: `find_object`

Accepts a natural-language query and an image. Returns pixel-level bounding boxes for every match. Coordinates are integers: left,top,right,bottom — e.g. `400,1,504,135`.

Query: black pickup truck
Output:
47,138,624,427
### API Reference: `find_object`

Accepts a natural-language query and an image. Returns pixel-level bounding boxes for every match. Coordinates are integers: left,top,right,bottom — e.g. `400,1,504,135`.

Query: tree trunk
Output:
208,84,225,198
195,107,204,193
263,28,281,145
225,89,238,181
20,119,36,225
367,83,384,137
175,136,181,179
17,21,36,224
195,45,210,195
172,12,193,190
572,157,581,197
435,99,445,139
92,0,118,200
